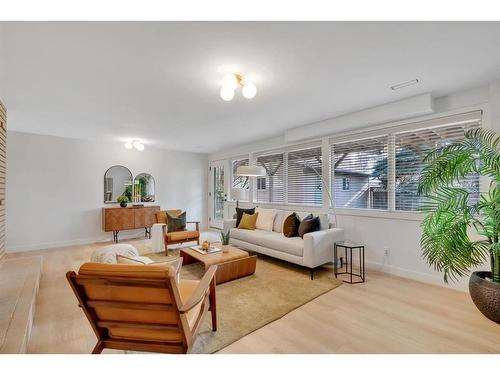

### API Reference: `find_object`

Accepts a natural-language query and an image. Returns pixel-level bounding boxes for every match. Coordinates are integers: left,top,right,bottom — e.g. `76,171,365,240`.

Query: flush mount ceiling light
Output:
124,140,145,151
390,79,419,91
220,73,257,101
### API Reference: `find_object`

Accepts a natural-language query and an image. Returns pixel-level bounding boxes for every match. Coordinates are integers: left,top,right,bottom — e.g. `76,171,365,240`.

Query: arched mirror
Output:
104,165,133,203
133,173,155,202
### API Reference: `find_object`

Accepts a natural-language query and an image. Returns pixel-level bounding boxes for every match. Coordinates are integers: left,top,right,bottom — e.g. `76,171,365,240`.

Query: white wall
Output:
6,131,208,252
210,84,498,291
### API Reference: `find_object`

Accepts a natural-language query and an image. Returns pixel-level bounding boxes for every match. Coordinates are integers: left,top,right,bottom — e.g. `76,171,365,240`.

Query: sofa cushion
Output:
298,214,320,238
166,211,186,232
238,212,258,230
255,207,277,231
231,228,304,257
235,207,255,227
282,212,301,238
273,210,284,233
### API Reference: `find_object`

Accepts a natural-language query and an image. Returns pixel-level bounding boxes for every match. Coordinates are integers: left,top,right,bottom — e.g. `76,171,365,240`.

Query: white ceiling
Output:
1,22,500,153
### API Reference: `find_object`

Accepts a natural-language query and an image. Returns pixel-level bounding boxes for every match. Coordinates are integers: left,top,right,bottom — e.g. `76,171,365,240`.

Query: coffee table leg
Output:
179,249,200,266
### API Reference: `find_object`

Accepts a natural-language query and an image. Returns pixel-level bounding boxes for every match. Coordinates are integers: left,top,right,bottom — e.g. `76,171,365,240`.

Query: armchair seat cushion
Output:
178,279,203,329
166,230,199,242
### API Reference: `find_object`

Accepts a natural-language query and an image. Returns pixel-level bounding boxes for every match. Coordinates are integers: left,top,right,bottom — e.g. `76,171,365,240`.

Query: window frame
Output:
212,104,488,221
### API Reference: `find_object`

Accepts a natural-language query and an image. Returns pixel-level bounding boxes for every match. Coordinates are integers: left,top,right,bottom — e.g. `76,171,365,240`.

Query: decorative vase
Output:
469,271,500,323
120,202,127,208
222,245,230,253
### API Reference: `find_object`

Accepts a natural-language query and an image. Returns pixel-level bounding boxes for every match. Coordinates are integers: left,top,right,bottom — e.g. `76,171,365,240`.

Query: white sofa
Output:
223,210,344,279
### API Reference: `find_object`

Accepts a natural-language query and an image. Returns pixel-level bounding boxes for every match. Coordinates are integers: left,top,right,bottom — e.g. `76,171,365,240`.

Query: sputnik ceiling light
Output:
124,140,145,151
220,73,257,101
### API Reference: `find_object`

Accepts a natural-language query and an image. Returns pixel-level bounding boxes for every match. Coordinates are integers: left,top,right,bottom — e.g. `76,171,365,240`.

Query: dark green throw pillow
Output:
235,207,255,227
298,214,320,238
283,212,301,238
166,211,186,233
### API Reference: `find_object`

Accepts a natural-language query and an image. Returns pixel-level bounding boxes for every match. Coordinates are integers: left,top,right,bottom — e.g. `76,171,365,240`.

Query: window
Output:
256,152,285,204
287,146,323,206
394,115,481,211
231,158,250,202
342,178,350,190
257,177,266,190
331,136,388,209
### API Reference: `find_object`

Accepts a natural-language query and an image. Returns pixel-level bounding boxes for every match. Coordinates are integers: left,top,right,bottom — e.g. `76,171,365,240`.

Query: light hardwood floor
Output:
7,238,500,354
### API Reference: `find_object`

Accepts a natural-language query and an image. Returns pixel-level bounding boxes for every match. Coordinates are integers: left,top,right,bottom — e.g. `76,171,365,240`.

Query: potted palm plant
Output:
418,128,499,323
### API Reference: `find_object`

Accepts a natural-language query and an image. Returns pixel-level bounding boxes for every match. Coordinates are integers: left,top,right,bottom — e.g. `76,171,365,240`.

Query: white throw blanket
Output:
151,223,166,253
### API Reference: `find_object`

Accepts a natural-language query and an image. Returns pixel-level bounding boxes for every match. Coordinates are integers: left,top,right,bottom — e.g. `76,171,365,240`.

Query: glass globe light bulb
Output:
220,86,235,101
221,74,238,90
132,141,144,151
242,81,257,99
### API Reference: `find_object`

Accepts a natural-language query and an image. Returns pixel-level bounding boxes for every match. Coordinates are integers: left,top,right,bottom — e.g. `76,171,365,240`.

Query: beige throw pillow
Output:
255,207,277,231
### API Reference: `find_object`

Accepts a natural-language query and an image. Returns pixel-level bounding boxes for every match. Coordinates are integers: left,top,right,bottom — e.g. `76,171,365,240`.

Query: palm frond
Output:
418,128,500,283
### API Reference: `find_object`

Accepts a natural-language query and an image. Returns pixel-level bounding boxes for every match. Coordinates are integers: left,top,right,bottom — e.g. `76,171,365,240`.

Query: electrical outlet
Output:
384,249,390,257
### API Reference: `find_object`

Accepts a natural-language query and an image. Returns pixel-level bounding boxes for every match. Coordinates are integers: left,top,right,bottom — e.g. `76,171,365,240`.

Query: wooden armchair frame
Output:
66,264,217,354
155,209,201,251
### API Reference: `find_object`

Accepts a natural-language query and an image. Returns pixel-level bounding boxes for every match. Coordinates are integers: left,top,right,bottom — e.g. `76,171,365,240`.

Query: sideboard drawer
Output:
103,208,135,231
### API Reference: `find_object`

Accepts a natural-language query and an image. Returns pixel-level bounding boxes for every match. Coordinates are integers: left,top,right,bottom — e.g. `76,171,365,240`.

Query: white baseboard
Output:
365,259,469,291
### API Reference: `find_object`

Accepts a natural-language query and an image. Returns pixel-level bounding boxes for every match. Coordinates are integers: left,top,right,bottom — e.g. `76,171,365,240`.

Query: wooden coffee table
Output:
180,244,257,284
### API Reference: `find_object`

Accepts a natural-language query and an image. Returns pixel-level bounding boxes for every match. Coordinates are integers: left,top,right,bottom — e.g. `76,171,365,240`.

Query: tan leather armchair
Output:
66,262,217,354
155,209,200,252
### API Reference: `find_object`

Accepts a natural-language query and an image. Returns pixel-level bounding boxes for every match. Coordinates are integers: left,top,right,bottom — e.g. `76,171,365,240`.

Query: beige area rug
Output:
141,246,343,354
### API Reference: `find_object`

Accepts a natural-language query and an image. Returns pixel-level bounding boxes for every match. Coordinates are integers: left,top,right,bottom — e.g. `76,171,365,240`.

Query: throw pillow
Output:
238,212,258,230
166,211,186,233
90,244,139,264
235,207,255,227
255,207,277,231
282,212,301,238
298,214,320,238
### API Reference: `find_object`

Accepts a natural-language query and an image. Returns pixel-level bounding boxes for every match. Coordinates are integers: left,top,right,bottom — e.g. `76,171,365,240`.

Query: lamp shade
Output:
236,165,266,177
231,187,247,201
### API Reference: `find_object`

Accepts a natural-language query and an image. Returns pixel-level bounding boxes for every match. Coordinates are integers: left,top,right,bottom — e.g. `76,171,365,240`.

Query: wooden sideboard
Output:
102,206,160,242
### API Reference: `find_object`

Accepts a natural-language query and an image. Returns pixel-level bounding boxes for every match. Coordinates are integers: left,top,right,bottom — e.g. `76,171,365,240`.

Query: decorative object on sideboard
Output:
133,173,155,202
104,165,133,203
220,73,257,101
117,195,129,208
418,128,500,323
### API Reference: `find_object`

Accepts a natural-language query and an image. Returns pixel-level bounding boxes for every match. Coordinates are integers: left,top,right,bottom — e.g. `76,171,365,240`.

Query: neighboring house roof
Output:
334,169,370,177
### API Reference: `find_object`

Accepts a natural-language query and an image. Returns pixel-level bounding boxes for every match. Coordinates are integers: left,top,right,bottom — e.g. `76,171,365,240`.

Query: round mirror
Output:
133,173,155,202
104,165,133,203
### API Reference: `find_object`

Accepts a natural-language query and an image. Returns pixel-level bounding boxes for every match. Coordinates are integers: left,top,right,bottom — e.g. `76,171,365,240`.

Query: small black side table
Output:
334,240,365,284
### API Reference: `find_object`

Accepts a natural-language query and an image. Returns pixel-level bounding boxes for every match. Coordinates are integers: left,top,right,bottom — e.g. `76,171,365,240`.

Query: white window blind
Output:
395,113,481,211
256,152,285,204
287,146,323,206
331,136,388,209
232,158,249,189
